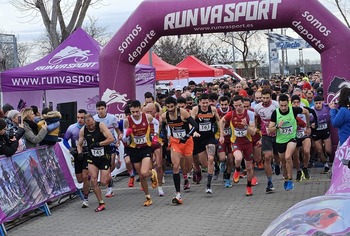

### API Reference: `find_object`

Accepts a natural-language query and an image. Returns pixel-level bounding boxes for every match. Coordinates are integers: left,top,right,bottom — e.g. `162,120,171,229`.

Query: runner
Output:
143,103,165,196
63,109,90,208
268,94,310,191
191,93,220,194
311,95,332,174
291,95,317,182
216,96,234,188
93,101,121,198
219,95,257,196
254,89,279,193
77,114,114,212
122,100,159,206
161,97,198,204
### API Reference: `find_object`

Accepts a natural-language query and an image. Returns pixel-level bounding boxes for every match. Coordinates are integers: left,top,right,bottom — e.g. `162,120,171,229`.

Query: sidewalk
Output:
7,167,331,236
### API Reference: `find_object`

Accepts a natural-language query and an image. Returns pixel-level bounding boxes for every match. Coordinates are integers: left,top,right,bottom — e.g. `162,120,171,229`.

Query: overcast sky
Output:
0,0,348,64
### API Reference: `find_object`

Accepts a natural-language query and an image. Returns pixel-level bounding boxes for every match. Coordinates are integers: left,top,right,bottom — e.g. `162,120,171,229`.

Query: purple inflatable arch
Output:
100,0,350,119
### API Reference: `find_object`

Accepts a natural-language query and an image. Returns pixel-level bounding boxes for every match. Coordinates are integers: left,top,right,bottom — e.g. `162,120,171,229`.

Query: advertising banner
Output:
0,145,76,224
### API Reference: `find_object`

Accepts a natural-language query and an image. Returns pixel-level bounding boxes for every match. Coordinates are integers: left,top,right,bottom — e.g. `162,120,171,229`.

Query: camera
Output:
8,130,15,139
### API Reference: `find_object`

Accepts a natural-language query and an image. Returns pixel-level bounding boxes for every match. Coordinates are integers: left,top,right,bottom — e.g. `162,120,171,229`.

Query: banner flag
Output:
0,145,76,224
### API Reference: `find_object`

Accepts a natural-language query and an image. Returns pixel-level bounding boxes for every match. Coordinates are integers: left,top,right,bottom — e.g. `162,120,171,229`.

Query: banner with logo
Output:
0,145,76,224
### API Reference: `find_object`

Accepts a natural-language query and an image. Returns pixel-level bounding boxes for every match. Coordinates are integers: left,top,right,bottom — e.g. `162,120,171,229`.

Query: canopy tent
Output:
139,51,189,86
0,28,155,112
176,55,223,84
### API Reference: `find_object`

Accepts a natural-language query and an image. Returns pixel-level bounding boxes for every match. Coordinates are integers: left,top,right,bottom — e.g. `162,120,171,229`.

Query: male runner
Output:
162,97,198,204
63,109,90,207
77,114,114,212
268,94,310,191
93,101,121,198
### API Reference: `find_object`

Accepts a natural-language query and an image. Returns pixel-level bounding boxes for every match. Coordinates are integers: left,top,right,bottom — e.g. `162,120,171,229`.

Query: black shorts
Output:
193,136,217,155
73,153,88,174
276,138,297,154
312,131,330,141
124,146,131,158
262,136,278,154
297,136,311,147
87,155,111,170
129,146,152,163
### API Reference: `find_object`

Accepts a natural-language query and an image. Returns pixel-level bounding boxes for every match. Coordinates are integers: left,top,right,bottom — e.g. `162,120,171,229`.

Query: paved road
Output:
7,167,330,236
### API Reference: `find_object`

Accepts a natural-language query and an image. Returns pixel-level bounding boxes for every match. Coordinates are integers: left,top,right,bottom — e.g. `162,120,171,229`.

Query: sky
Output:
0,0,348,64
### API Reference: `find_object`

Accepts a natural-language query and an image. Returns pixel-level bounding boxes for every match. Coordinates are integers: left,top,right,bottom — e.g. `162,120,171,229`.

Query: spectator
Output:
2,103,14,127
0,118,22,157
330,87,350,146
21,107,48,148
37,108,62,146
6,110,26,152
30,105,42,123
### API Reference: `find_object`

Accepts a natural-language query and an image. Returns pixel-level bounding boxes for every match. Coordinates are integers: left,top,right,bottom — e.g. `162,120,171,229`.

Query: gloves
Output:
179,134,190,144
69,148,76,156
77,153,84,161
152,136,159,145
90,142,100,149
126,128,133,136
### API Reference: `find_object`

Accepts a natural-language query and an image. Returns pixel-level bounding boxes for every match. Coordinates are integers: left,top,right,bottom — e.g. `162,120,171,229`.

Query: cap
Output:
175,85,182,91
302,82,312,90
239,89,248,97
314,95,323,102
7,110,20,119
2,103,14,115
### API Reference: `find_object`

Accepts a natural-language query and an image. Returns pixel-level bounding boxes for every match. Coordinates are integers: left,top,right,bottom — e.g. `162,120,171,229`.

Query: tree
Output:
10,0,102,49
333,0,350,28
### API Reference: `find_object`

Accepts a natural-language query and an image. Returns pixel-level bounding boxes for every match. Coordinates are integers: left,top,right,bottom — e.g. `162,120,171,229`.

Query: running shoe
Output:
284,181,288,191
143,197,153,207
128,176,135,187
233,171,240,183
158,187,165,197
257,160,264,170
183,179,191,190
225,179,232,188
288,180,294,191
220,162,226,173
239,170,247,179
303,168,311,180
192,171,198,183
205,188,213,194
251,176,258,186
95,203,105,212
266,182,275,193
321,166,330,174
246,186,253,196
295,170,304,182
172,195,183,205
105,188,114,198
274,164,281,176
82,199,89,208
151,169,158,188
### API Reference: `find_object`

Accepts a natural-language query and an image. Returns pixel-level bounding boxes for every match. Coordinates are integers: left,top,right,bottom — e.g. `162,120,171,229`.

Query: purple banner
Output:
100,0,350,117
0,145,76,224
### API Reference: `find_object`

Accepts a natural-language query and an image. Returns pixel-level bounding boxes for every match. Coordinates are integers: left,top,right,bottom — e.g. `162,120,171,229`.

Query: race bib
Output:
223,127,231,136
297,131,305,139
199,122,212,132
91,147,105,157
173,129,186,139
134,135,147,145
280,126,293,135
234,128,247,137
317,123,328,130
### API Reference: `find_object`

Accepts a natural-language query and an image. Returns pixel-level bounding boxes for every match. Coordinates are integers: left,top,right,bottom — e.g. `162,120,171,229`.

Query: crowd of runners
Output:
64,71,339,212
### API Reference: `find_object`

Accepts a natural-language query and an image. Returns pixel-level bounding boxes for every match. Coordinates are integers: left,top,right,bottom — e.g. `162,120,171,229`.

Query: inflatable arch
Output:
100,0,350,118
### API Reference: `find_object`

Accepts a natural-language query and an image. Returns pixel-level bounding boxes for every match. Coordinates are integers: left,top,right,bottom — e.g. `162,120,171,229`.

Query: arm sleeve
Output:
292,107,304,118
186,116,198,136
306,107,318,127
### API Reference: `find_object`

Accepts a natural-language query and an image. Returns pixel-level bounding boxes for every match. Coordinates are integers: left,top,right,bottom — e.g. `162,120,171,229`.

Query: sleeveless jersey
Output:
127,113,151,148
195,105,216,139
84,122,111,158
276,107,297,144
225,109,252,144
313,104,330,132
166,108,190,139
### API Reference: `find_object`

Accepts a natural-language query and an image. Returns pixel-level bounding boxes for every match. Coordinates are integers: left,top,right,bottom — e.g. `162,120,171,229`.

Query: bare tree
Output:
10,0,102,49
334,0,350,28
